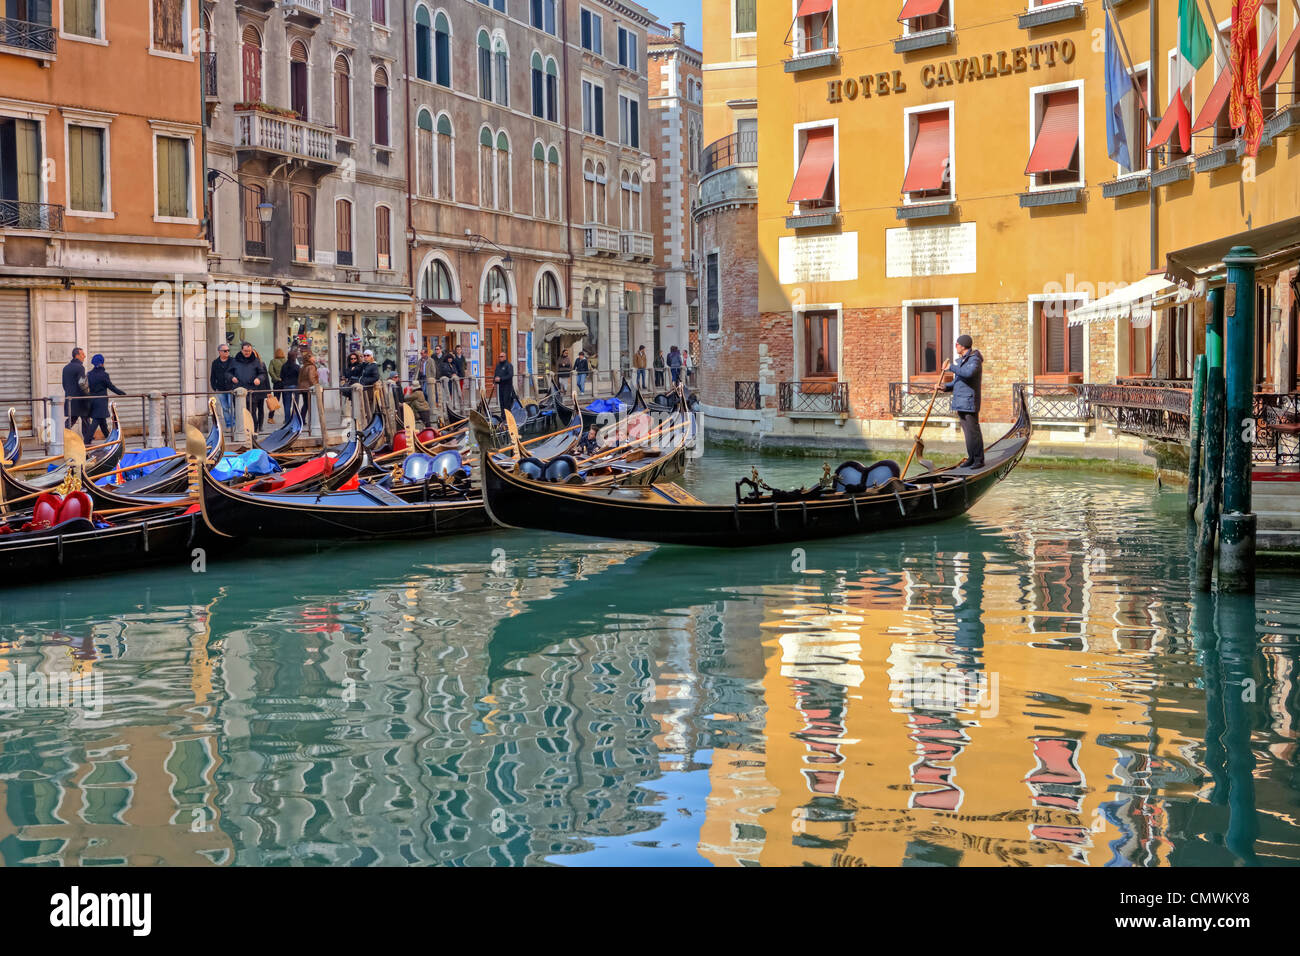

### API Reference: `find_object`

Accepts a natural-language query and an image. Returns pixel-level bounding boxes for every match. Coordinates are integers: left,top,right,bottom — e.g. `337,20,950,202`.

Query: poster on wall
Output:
526,332,534,375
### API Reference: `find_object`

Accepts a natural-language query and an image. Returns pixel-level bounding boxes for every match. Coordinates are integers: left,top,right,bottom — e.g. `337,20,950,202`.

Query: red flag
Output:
1230,0,1264,156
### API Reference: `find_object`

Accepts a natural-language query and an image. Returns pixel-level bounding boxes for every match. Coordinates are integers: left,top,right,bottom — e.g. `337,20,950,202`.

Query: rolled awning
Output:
1191,67,1233,133
898,0,946,20
796,0,833,16
1024,90,1079,175
902,112,950,193
1066,275,1191,326
787,127,835,203
542,318,588,341
423,305,478,326
1263,23,1300,90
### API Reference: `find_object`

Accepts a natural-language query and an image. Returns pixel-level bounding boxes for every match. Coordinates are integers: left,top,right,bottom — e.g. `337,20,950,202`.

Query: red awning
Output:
1192,66,1233,133
788,128,835,203
1263,23,1300,90
898,0,946,20
902,112,950,193
796,0,834,17
1148,93,1190,152
1024,90,1079,175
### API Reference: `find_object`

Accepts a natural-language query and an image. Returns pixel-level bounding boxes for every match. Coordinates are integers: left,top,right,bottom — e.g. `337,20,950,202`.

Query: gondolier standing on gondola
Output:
942,334,984,469
493,351,516,415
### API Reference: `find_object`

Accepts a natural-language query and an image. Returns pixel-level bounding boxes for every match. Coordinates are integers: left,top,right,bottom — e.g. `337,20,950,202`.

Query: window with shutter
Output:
373,68,390,146
434,13,451,87
415,6,432,81
152,0,185,54
376,206,390,270
242,26,263,103
292,190,313,261
1037,301,1084,381
65,0,99,39
243,182,266,257
155,136,190,218
336,200,353,265
334,56,351,136
909,308,952,379
290,41,310,121
436,114,454,200
69,125,105,213
417,111,434,196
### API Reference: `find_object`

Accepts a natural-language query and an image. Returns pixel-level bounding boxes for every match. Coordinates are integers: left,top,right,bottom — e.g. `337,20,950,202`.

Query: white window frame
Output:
374,202,394,271
901,100,955,205
60,0,106,45
792,302,844,385
335,196,355,262
1027,78,1085,191
150,122,199,224
580,7,603,54
536,265,565,310
582,77,605,137
1113,60,1149,179
617,25,639,72
790,118,838,216
148,0,193,61
793,0,838,55
63,110,114,218
1027,292,1090,382
434,111,456,202
333,52,355,143
901,0,951,36
900,299,961,384
618,91,639,148
373,63,392,148
733,0,757,38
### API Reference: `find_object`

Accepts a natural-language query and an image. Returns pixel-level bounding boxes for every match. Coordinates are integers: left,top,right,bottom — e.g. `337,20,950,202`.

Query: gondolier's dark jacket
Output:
943,349,983,415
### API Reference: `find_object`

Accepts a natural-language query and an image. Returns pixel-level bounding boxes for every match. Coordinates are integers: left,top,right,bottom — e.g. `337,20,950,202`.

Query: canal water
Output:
2,448,1299,866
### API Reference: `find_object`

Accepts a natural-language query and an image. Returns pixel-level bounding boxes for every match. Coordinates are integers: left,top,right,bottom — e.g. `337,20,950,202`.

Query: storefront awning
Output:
902,111,950,193
422,304,478,326
542,318,588,341
788,128,835,203
287,285,412,314
1263,23,1300,90
1165,215,1300,284
898,0,945,20
1192,67,1233,133
1025,91,1079,175
1067,275,1193,327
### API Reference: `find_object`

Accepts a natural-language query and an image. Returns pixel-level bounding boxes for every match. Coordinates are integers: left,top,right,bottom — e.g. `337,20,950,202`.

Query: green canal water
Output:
1,449,1299,866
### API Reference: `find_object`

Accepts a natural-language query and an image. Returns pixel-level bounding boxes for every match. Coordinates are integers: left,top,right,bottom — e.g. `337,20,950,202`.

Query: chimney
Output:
671,21,685,42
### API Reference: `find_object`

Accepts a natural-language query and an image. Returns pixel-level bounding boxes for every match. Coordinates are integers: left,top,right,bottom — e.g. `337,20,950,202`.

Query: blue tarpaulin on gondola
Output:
94,447,175,485
585,398,627,415
211,450,280,482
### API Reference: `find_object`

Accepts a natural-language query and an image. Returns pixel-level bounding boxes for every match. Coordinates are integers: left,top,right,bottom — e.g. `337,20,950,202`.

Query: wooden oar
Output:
901,372,948,479
96,498,197,517
573,417,690,469
17,435,115,472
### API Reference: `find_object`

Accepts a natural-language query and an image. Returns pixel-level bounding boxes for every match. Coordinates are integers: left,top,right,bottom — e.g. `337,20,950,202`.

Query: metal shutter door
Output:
0,290,33,429
87,291,181,437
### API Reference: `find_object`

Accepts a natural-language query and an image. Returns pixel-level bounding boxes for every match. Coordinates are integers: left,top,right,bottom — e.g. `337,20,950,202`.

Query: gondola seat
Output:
543,455,579,483
519,456,545,480
402,454,435,482
833,459,901,494
525,403,540,419
5,490,94,533
430,450,465,480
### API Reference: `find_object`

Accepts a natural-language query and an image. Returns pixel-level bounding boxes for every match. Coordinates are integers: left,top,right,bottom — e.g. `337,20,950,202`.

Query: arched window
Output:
538,271,562,309
493,34,510,107
547,146,561,221
477,30,492,100
335,198,353,266
434,12,451,87
373,66,390,146
479,126,494,208
436,114,454,200
414,5,432,81
485,266,511,307
334,55,351,137
496,131,511,211
242,181,266,256
620,169,632,229
531,52,545,118
630,172,642,231
533,142,546,218
417,110,434,196
241,25,262,103
545,58,559,122
530,0,556,35
583,159,596,223
420,259,455,302
595,162,607,225
290,40,310,120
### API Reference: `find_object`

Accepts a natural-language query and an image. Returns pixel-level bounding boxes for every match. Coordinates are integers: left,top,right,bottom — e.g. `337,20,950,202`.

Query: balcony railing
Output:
235,106,336,166
1018,383,1093,422
734,381,759,410
0,200,64,231
889,382,954,418
620,230,653,260
0,17,56,56
582,223,619,255
1254,393,1300,466
1079,383,1192,442
779,380,849,415
701,129,757,175
283,0,326,21
203,52,218,97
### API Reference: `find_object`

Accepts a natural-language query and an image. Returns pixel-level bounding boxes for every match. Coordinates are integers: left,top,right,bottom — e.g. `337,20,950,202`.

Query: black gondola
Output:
4,404,124,492
198,452,492,540
579,379,646,430
254,404,303,454
481,394,1031,547
3,408,19,467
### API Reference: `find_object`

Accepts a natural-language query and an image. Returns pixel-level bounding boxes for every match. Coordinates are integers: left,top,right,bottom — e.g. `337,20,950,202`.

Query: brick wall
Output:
699,202,759,408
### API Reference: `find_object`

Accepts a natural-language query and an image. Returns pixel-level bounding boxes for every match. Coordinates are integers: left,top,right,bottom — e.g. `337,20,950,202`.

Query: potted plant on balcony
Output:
234,102,303,121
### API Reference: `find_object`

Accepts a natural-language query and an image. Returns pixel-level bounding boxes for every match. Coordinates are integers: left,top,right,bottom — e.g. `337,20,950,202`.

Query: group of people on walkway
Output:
209,342,321,432
60,348,125,443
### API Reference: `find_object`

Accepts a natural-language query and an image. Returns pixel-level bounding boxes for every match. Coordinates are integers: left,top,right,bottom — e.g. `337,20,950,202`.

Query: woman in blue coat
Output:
83,354,126,443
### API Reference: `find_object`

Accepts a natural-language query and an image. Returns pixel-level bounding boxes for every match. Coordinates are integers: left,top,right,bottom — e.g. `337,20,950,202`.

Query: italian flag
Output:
1154,0,1213,153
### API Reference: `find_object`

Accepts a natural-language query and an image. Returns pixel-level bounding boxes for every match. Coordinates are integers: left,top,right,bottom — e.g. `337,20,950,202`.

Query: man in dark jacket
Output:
942,334,984,469
62,347,89,431
232,341,269,431
83,354,126,442
574,351,590,394
493,351,516,416
210,343,237,428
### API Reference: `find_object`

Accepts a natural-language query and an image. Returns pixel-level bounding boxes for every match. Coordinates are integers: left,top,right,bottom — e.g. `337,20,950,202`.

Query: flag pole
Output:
1102,0,1158,131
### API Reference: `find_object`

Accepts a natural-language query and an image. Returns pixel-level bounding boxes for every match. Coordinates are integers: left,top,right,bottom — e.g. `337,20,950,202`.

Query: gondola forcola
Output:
481,391,1032,547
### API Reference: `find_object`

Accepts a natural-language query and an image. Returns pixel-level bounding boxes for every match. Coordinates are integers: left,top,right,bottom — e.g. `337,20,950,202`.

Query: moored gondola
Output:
3,408,19,467
481,394,1031,547
3,403,124,495
254,404,304,454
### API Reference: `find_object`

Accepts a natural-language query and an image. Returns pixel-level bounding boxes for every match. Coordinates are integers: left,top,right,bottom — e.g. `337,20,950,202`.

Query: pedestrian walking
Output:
210,343,238,429
942,334,985,469
557,349,573,390
575,351,590,394
453,344,468,406
653,350,665,389
61,347,90,432
667,345,683,385
342,351,362,421
233,341,269,432
634,345,648,391
268,348,286,424
417,347,433,406
280,347,301,421
82,354,125,443
297,350,320,429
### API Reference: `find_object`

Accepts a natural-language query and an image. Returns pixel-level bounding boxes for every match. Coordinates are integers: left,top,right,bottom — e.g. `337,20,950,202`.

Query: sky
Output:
645,0,703,49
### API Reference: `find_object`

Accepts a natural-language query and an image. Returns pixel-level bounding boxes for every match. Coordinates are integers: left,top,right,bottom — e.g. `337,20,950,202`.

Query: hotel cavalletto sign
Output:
825,39,1077,103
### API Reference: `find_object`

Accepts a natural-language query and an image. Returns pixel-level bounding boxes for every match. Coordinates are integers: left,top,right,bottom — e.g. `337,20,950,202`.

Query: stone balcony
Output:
583,223,619,256
620,231,653,261
234,105,338,174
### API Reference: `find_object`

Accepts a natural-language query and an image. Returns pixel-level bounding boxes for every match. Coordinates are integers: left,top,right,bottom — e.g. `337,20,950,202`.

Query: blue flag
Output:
1105,13,1138,169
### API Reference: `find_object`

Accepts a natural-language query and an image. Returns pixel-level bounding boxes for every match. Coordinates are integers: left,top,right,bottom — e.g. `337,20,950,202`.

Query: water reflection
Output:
0,465,1298,866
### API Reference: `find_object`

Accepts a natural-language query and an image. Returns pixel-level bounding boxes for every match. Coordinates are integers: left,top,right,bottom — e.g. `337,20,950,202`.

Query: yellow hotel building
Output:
697,0,1299,454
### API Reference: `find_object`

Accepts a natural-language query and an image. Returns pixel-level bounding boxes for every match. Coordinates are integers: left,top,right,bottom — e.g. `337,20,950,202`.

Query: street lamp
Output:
465,231,513,273
207,168,276,223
